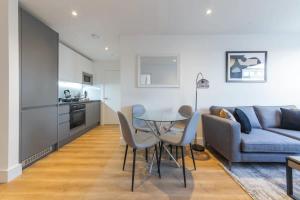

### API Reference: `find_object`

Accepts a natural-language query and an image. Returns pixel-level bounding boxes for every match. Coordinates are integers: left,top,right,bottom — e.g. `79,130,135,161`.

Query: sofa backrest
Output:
237,106,262,128
254,105,296,129
210,106,235,116
210,106,261,128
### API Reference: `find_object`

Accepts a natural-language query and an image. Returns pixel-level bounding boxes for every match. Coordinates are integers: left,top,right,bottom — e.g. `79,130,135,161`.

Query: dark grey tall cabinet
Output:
20,9,59,164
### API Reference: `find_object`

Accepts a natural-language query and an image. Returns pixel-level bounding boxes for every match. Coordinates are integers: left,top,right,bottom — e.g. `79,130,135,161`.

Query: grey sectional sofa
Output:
202,105,300,167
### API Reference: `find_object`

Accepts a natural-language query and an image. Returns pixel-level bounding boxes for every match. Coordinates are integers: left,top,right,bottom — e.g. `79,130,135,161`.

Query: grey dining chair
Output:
169,105,193,132
166,105,193,160
132,104,151,133
117,111,161,192
132,104,152,161
178,105,193,118
159,111,200,188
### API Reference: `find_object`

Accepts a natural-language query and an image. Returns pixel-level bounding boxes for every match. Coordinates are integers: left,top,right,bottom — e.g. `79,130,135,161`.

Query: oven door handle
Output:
71,109,86,113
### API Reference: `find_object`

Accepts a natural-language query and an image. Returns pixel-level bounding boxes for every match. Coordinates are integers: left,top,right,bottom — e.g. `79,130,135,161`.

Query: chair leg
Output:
228,160,232,171
145,148,148,162
176,146,178,160
169,145,173,160
181,146,186,188
159,142,164,169
131,148,136,192
155,144,161,178
122,144,128,171
190,143,196,170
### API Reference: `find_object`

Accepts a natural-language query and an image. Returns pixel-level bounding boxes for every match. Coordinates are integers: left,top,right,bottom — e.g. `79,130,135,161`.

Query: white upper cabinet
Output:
59,43,93,83
59,43,75,82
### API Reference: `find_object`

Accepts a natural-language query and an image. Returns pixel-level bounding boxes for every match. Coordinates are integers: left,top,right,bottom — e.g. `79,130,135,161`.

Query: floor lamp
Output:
191,72,209,152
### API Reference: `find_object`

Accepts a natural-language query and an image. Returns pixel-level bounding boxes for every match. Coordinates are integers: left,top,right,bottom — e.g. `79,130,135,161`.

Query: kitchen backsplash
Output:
58,81,101,100
82,84,101,100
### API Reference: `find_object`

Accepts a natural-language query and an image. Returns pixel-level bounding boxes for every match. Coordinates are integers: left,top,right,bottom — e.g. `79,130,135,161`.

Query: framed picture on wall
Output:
226,51,267,82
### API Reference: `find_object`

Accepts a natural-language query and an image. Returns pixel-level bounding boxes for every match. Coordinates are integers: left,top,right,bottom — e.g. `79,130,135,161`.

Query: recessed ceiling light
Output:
105,46,109,51
91,33,100,39
71,10,78,16
206,9,212,15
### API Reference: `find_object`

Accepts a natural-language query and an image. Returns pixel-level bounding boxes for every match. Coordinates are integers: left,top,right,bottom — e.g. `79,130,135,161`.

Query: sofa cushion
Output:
210,106,261,128
241,128,300,153
254,105,296,129
281,108,300,131
219,108,236,121
237,106,262,128
210,106,235,116
234,108,252,134
267,128,300,141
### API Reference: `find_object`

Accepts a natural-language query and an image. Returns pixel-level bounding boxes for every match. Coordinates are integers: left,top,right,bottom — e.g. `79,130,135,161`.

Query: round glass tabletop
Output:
134,110,188,122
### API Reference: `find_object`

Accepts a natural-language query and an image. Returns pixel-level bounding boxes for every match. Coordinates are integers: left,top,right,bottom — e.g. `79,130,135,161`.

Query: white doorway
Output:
102,69,120,124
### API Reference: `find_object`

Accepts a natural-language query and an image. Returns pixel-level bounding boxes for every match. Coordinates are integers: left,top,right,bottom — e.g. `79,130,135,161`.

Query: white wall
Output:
93,60,120,125
94,60,120,84
120,34,300,136
93,60,120,98
0,0,22,183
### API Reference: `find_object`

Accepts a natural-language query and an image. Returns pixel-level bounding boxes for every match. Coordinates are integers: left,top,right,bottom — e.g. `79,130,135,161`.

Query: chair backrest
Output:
178,105,193,118
180,111,201,145
178,105,193,126
117,112,136,148
132,104,147,129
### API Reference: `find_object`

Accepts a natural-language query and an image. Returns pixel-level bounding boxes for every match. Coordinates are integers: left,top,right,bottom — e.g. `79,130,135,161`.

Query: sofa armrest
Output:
202,114,242,162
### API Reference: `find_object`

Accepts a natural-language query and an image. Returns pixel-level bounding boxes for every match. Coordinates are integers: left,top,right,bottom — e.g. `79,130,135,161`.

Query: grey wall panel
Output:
21,106,58,160
21,9,58,108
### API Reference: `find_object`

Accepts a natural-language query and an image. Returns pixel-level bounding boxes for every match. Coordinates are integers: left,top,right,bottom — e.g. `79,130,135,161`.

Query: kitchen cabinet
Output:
58,44,76,83
20,9,59,164
59,122,70,142
21,107,58,160
58,104,70,115
58,105,70,142
21,9,58,108
86,101,100,128
59,43,94,84
58,101,100,146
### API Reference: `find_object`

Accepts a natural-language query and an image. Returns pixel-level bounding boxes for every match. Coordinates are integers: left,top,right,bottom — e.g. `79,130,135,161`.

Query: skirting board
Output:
0,163,22,183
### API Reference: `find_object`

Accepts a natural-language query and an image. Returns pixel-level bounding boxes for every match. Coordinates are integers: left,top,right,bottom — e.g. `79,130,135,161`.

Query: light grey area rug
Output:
222,163,300,200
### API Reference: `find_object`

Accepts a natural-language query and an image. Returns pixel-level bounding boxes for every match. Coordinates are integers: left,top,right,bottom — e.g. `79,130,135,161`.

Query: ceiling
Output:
20,0,300,61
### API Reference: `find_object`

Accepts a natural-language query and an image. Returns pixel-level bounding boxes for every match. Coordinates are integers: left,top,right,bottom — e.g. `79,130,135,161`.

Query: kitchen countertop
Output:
59,100,101,106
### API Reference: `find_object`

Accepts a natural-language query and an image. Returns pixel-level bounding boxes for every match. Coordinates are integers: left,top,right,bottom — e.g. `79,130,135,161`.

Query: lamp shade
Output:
197,78,209,89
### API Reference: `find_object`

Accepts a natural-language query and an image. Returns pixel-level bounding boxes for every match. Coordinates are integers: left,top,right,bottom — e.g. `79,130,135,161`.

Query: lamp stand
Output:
192,72,205,152
191,143,205,152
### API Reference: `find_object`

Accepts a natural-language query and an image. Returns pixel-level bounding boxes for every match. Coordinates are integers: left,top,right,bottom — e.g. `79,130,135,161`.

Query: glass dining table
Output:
134,110,188,171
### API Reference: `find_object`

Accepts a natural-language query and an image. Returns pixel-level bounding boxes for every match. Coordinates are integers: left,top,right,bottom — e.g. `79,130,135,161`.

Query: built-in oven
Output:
70,103,86,129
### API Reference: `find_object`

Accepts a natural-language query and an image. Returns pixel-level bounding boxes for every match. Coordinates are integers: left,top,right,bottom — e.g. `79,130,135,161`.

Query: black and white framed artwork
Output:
226,51,267,82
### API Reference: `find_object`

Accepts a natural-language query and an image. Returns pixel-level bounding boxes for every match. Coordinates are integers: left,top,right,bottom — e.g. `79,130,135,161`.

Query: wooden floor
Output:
0,125,250,200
